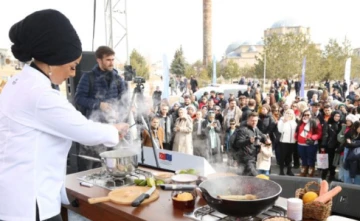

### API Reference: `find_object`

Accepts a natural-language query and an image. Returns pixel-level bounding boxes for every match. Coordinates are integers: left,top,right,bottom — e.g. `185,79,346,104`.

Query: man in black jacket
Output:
190,75,198,93
294,80,301,96
244,86,254,98
232,112,271,176
217,92,228,110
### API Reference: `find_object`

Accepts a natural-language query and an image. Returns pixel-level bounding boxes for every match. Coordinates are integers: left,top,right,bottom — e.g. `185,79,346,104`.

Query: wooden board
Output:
88,186,159,206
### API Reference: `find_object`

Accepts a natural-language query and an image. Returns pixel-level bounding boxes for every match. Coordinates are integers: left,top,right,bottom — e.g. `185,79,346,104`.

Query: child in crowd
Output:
256,135,272,175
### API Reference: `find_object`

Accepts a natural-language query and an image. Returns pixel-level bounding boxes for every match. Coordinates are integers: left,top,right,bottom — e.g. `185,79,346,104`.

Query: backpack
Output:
76,71,124,116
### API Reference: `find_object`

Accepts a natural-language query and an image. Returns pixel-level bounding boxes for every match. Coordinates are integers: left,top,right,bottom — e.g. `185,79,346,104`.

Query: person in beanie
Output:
0,10,128,221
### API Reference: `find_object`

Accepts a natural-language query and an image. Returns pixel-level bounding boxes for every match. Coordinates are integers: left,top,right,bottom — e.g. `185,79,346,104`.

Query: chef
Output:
0,10,128,221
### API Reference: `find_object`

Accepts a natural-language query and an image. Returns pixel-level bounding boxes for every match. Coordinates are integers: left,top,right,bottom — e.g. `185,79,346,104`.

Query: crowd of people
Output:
146,77,360,185
72,46,360,185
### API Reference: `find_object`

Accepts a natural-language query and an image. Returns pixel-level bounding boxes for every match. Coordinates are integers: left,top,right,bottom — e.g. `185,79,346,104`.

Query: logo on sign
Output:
159,152,172,162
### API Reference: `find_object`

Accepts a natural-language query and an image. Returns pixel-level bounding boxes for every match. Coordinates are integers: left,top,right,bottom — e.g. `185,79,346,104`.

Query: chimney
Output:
203,0,212,66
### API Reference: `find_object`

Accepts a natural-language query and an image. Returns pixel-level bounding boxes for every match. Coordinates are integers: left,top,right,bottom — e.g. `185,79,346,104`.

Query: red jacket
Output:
295,121,322,145
199,102,207,109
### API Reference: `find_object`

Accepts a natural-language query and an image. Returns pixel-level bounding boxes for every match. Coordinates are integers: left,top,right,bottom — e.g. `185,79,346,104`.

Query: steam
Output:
87,83,151,156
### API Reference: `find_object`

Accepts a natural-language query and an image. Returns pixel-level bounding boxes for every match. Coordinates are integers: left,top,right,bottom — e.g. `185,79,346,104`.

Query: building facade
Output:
221,19,313,68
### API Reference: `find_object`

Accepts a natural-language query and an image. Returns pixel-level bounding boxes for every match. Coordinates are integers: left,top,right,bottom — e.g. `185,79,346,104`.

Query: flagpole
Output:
300,57,306,98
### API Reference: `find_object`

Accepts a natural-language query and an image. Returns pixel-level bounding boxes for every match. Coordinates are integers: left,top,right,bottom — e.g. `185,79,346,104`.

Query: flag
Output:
300,57,306,98
212,55,216,85
162,54,170,99
344,57,351,96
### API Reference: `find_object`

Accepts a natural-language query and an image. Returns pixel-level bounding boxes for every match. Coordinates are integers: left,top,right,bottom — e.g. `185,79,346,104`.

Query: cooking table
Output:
61,168,207,221
61,168,354,221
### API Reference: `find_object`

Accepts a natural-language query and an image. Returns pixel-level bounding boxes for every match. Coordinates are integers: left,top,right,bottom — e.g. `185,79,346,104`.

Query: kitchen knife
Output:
159,184,197,191
131,185,156,207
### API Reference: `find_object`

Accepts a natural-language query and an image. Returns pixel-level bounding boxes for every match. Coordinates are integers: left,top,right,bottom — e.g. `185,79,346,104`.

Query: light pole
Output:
263,53,266,92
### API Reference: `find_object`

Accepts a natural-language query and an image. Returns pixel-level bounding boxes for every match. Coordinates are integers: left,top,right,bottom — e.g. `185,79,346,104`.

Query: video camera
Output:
124,65,145,84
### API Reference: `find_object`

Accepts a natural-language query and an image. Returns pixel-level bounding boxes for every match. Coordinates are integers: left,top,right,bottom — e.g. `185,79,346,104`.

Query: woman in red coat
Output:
295,109,322,177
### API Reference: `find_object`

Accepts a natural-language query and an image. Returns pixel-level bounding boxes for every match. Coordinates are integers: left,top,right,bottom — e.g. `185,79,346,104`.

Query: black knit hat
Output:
9,9,82,65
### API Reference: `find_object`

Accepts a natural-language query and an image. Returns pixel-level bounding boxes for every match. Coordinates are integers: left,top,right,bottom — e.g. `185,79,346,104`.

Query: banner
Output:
162,54,170,99
344,57,351,96
300,57,306,98
212,55,216,85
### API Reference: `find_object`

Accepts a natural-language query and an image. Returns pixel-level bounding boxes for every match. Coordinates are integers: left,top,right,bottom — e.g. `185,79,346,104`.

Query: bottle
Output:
287,198,302,221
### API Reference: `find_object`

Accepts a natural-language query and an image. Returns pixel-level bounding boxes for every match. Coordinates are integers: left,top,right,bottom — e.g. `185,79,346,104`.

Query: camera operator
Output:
232,112,271,176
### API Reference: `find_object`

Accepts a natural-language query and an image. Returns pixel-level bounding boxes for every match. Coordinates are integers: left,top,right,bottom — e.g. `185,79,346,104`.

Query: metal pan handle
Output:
199,187,223,205
159,184,197,191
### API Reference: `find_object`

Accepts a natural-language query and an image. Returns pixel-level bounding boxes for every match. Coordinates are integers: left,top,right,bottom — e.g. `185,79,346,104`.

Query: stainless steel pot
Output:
99,149,138,177
76,149,138,177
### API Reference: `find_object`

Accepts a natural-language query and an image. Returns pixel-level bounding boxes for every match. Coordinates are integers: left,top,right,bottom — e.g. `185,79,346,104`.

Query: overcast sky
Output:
1,0,359,64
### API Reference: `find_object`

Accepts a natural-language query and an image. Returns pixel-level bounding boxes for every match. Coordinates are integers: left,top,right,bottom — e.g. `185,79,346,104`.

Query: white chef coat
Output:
0,65,119,221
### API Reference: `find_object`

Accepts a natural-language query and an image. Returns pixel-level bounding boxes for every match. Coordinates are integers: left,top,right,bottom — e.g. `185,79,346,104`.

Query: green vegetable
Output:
155,180,165,186
187,169,196,174
134,179,143,185
179,169,197,175
139,180,147,186
147,178,156,187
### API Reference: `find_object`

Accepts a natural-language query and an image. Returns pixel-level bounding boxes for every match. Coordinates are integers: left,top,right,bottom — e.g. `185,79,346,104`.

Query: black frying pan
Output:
199,176,282,217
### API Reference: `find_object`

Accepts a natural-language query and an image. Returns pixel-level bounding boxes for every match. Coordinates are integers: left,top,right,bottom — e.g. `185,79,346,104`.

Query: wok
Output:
199,176,282,217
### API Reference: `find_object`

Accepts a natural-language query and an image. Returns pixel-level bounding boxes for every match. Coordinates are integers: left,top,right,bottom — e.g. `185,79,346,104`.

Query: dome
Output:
271,18,303,28
227,51,241,58
247,46,257,52
241,41,253,46
225,41,242,55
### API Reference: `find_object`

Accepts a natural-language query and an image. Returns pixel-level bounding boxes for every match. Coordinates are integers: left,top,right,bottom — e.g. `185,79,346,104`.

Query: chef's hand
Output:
100,102,112,112
114,123,129,136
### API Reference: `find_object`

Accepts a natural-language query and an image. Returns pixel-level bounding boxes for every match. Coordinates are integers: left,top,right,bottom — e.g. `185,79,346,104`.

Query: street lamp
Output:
263,52,266,92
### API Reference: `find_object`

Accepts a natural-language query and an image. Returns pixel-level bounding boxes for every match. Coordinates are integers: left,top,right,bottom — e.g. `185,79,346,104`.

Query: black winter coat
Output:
344,133,360,178
232,125,266,161
321,121,341,149
241,106,255,122
257,114,276,136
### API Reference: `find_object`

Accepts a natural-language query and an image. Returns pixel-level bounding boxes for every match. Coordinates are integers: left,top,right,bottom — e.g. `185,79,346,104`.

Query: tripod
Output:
126,82,160,168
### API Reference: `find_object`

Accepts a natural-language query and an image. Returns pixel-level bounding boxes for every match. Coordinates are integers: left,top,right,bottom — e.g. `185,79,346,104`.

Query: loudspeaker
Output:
330,181,360,219
66,51,96,105
269,175,321,198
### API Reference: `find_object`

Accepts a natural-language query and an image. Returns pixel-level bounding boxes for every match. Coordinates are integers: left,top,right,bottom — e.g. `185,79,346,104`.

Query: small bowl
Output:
152,171,174,184
262,216,294,221
172,191,197,210
171,174,198,184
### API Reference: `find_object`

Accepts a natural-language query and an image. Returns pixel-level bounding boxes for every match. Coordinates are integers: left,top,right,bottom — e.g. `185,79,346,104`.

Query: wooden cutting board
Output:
88,186,159,205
